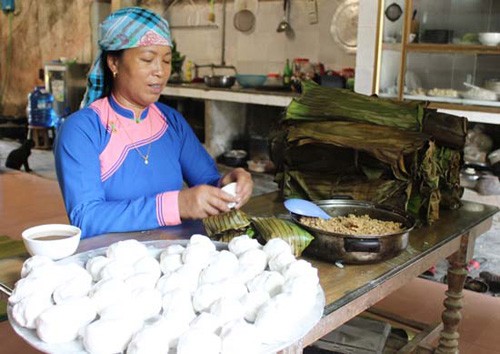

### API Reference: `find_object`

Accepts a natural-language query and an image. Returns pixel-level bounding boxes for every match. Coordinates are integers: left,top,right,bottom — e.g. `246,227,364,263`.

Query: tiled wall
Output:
163,0,357,77
354,0,378,94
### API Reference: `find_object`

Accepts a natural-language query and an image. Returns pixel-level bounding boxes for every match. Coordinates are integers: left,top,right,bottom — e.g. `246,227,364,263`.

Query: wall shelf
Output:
406,43,500,55
162,83,297,107
370,0,500,123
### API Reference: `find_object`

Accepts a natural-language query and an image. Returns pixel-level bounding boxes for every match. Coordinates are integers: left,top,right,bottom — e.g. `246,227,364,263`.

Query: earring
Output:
112,71,117,78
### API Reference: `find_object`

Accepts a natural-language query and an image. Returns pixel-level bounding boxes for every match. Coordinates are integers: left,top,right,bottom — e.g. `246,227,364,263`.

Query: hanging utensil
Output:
208,0,215,22
276,0,290,33
385,3,403,22
234,0,257,32
234,9,256,32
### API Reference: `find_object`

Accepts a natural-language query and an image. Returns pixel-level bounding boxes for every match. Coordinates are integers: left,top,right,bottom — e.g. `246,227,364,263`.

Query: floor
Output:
1,138,500,353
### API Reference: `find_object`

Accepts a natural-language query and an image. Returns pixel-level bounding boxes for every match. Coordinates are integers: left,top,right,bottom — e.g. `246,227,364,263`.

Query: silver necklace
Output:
119,116,153,165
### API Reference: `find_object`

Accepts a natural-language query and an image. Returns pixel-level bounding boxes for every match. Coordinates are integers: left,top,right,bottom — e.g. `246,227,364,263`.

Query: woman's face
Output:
108,45,172,111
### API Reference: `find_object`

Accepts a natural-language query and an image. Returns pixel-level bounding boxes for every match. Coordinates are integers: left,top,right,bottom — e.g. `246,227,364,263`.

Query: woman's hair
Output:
101,49,124,99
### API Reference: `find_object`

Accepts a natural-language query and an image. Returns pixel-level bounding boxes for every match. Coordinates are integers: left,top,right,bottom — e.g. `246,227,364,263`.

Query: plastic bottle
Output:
283,59,292,87
26,86,58,127
185,60,193,82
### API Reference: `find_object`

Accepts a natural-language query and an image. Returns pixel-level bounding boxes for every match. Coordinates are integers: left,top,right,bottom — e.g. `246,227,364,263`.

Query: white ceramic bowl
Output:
22,224,81,260
485,79,500,94
478,32,500,46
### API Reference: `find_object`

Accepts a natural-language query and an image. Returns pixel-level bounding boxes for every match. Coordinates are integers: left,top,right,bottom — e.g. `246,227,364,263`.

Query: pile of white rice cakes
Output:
8,235,324,354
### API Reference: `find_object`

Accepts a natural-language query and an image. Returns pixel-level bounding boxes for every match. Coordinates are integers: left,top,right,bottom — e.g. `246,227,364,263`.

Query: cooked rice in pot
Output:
300,214,403,236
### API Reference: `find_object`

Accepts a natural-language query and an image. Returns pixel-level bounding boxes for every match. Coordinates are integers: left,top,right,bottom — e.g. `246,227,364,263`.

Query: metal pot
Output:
204,75,236,88
291,199,415,264
223,149,248,167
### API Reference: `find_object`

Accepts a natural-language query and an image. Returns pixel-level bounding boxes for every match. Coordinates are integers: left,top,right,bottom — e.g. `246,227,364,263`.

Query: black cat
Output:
5,139,35,172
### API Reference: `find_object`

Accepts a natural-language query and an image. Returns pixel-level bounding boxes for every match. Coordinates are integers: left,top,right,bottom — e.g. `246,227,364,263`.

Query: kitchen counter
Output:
161,83,298,158
162,83,298,107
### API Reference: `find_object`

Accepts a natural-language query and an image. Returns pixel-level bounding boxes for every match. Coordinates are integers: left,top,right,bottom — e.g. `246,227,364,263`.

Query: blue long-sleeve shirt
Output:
54,96,220,238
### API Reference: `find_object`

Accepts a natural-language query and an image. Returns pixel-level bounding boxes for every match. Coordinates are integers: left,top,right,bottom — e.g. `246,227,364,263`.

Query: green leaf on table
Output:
0,236,28,259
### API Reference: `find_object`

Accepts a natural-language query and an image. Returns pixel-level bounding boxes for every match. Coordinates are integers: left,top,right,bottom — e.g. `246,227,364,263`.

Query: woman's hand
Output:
178,185,238,219
219,167,253,208
178,168,253,220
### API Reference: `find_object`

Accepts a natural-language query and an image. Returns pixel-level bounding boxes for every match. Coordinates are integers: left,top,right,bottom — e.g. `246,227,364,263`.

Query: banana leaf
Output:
251,217,314,257
285,80,424,131
202,209,253,242
285,121,429,171
283,143,358,173
277,169,411,211
0,236,28,259
435,146,463,210
0,301,6,322
270,81,466,226
216,228,256,243
422,110,467,149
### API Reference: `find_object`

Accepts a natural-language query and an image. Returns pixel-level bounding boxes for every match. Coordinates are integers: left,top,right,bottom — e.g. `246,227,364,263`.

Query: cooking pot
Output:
223,149,248,167
290,199,415,264
204,75,236,88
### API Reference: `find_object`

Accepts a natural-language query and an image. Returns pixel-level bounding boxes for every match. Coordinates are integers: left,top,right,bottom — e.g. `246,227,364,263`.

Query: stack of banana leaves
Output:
270,81,467,224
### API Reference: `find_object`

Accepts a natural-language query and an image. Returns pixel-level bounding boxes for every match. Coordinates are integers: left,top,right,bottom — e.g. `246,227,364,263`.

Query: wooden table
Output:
1,170,498,353
243,193,499,353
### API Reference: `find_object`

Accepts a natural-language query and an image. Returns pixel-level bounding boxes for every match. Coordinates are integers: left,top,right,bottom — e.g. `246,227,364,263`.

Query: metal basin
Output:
290,199,416,264
204,75,236,88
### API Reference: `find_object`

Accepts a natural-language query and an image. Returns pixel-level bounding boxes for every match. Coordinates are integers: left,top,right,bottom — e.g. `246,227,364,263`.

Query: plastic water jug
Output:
27,86,59,127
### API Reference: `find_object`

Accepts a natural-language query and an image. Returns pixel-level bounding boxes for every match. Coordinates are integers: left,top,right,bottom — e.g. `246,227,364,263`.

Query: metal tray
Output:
8,239,325,353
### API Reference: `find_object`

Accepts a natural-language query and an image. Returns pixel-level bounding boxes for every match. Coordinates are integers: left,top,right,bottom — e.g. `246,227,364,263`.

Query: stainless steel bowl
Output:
204,75,236,88
460,167,480,189
290,199,415,264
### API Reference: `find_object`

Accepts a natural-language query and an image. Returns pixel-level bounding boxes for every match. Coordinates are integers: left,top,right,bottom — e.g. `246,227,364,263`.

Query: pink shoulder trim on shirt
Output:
156,191,181,226
89,99,168,181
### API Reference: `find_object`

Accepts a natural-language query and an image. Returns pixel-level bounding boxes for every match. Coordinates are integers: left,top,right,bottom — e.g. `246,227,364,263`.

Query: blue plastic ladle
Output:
284,198,331,220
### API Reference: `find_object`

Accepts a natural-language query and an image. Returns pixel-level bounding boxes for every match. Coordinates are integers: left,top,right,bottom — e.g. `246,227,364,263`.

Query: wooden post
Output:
436,234,469,353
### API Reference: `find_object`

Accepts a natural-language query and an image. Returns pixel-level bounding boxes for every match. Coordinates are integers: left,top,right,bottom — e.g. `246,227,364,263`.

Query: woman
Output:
54,7,253,238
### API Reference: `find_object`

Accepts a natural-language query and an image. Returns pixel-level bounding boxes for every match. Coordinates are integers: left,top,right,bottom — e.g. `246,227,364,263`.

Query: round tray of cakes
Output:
8,235,325,354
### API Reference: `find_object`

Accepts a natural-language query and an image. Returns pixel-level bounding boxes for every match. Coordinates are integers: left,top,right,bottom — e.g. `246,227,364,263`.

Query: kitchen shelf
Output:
428,102,500,115
405,43,500,55
374,0,500,114
379,93,500,114
404,94,500,109
382,43,403,51
162,83,297,107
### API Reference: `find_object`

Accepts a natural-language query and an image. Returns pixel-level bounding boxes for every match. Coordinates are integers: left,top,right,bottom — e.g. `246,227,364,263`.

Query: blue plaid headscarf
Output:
82,7,172,107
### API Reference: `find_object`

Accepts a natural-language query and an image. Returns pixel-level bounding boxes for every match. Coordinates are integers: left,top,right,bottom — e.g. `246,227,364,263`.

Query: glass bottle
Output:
283,59,292,87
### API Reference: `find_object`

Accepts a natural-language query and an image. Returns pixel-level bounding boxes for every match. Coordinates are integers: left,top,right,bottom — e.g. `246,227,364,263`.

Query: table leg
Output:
436,234,469,354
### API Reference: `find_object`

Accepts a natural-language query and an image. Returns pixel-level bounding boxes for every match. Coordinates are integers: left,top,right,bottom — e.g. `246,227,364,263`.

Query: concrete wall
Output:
0,0,94,116
0,0,358,117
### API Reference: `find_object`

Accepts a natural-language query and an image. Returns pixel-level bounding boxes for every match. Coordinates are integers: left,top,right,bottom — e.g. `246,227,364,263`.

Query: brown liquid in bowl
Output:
33,235,72,241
